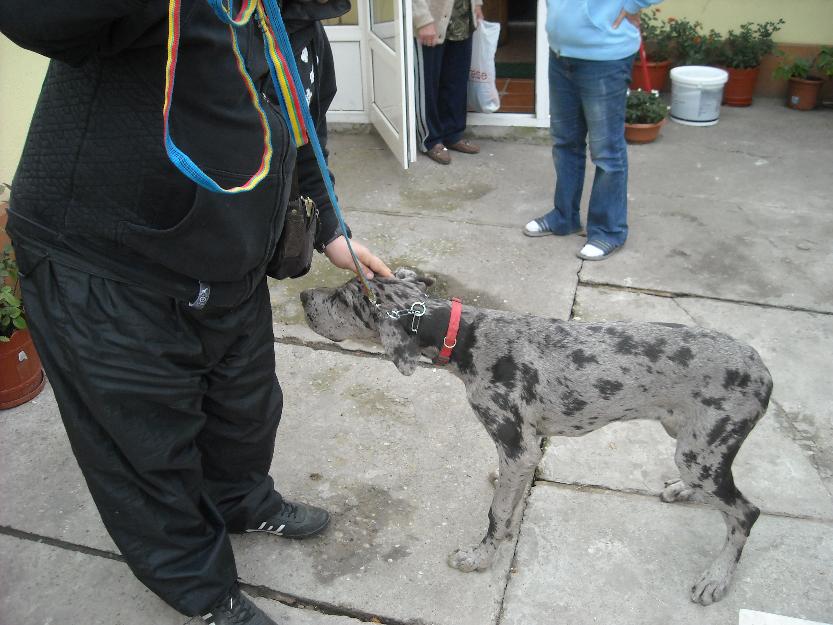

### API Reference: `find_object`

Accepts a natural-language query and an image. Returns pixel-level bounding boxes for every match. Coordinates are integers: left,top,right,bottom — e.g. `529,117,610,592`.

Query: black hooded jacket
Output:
0,0,351,307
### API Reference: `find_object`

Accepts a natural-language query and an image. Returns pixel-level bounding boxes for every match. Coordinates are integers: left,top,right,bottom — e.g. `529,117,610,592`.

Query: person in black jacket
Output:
0,2,390,624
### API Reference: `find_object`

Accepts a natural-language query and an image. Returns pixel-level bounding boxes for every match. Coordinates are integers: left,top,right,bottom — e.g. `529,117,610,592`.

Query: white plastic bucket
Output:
669,66,729,126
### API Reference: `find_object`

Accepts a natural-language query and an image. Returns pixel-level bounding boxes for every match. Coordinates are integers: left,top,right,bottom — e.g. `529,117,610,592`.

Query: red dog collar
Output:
435,298,462,365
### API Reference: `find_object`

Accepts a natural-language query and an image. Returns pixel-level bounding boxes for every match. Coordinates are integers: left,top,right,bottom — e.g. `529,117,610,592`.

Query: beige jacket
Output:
412,0,483,44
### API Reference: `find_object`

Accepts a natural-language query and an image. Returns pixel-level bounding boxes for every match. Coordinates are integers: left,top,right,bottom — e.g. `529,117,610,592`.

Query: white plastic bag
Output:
467,20,501,113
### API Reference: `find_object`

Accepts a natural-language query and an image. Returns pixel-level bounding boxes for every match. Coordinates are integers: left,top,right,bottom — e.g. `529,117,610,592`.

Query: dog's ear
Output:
394,267,418,281
418,273,435,289
393,267,435,291
379,318,420,376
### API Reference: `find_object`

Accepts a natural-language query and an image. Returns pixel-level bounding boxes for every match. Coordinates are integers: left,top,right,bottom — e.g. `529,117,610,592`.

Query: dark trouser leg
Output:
14,243,277,616
415,40,447,151
437,36,473,145
199,282,284,532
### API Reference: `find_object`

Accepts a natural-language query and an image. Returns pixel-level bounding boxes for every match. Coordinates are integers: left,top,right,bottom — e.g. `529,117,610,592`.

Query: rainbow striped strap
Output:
256,5,308,146
164,0,298,194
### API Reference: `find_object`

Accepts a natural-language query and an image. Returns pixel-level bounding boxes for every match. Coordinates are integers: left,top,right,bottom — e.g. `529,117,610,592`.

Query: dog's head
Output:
300,268,435,375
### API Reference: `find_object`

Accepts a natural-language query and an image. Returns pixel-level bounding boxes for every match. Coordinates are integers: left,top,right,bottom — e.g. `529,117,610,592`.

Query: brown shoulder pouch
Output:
266,169,320,280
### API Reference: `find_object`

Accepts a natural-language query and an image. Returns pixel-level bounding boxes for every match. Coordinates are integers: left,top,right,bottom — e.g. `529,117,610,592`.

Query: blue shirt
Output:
546,0,663,61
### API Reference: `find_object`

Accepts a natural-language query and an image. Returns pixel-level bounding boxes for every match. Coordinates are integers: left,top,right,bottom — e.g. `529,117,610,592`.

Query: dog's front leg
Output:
448,420,541,572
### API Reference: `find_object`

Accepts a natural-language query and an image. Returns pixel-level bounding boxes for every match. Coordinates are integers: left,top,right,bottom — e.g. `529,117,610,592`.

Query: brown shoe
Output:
446,139,480,154
426,143,451,165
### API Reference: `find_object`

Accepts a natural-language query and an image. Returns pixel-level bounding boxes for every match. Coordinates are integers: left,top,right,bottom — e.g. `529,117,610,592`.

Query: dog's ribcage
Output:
457,313,771,438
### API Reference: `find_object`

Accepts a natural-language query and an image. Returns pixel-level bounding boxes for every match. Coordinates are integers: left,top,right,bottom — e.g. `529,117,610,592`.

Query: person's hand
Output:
475,5,484,24
418,22,438,46
613,8,640,29
324,236,392,279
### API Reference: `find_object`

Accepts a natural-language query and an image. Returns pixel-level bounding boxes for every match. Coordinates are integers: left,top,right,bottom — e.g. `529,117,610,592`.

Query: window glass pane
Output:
371,0,396,51
323,4,359,25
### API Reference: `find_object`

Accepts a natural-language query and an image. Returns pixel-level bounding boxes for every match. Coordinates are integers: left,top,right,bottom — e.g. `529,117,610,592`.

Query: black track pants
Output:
14,242,284,616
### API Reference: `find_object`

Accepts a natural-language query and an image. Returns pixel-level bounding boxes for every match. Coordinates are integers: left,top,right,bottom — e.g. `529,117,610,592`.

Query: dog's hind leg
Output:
659,410,698,503
672,415,761,605
448,407,541,573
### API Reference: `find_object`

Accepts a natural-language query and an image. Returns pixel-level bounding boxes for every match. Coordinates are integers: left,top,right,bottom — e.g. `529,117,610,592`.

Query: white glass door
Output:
366,0,416,168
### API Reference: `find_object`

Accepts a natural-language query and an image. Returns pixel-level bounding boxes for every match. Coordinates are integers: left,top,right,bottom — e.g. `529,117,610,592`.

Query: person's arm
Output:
614,0,663,29
0,0,148,64
411,0,434,32
412,0,438,46
285,24,349,252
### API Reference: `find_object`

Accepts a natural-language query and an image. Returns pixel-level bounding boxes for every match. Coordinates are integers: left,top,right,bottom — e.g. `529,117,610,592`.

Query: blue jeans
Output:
541,51,634,247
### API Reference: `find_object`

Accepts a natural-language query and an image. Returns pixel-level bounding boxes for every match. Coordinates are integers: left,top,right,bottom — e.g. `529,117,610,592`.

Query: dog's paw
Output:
661,480,696,503
447,546,492,572
690,570,730,605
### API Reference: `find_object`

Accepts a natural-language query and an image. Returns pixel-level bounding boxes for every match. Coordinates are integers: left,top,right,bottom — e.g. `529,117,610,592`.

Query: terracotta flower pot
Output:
630,59,671,92
0,329,46,410
624,118,665,144
722,66,760,107
786,76,822,111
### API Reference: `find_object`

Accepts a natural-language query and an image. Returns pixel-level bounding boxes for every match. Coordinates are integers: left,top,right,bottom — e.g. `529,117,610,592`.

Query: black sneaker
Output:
246,499,330,538
201,586,277,625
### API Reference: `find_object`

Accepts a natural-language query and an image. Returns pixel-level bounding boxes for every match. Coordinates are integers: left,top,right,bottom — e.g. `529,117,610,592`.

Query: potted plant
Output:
667,17,723,67
816,46,833,107
773,52,823,111
632,7,673,91
624,89,668,144
1,244,46,409
717,19,785,107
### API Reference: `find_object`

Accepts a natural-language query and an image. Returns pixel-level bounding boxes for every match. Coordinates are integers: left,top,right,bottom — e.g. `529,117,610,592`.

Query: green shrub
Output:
625,89,668,125
718,20,785,69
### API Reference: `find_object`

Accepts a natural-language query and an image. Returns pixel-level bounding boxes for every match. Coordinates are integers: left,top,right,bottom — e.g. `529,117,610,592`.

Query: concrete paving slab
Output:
581,192,833,312
500,484,833,625
539,285,833,518
0,384,116,552
0,533,184,625
0,534,366,625
537,407,833,520
629,99,832,215
232,343,512,625
328,131,562,229
677,296,833,495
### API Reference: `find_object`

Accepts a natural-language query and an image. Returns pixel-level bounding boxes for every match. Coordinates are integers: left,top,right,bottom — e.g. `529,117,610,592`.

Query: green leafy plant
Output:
772,52,817,80
639,7,673,62
718,19,785,69
816,46,833,78
666,17,722,66
1,245,27,342
625,89,668,124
